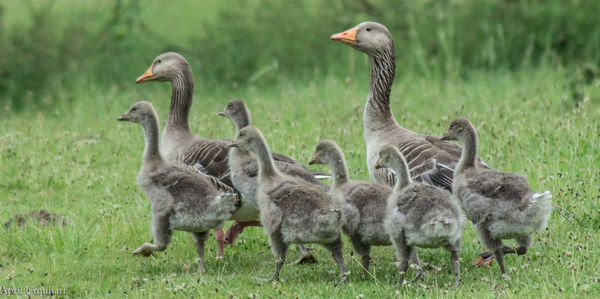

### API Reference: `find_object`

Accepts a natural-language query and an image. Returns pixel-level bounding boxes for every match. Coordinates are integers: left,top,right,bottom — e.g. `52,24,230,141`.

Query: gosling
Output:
118,101,240,274
441,117,552,277
376,145,465,286
230,126,348,282
309,139,392,275
219,98,328,264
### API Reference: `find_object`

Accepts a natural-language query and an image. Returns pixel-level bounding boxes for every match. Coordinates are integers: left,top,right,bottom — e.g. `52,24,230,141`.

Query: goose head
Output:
309,139,339,165
441,117,474,142
375,144,402,170
331,22,394,56
229,125,265,153
136,52,191,83
117,101,157,124
219,98,251,127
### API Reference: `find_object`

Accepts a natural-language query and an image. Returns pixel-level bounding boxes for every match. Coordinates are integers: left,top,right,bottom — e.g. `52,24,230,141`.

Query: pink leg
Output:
214,229,226,260
224,221,261,245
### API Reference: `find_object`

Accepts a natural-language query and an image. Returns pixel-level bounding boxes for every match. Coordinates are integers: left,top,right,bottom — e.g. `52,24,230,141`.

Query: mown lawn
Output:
1,66,599,298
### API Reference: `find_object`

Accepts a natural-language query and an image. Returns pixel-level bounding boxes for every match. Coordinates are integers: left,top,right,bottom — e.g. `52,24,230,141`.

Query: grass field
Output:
1,65,599,298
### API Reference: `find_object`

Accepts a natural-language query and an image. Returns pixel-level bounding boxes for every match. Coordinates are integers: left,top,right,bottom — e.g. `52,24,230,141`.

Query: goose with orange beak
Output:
331,22,495,267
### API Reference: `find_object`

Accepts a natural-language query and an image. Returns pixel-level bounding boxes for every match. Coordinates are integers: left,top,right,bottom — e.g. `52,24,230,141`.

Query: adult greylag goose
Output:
219,99,330,263
375,144,465,286
441,117,552,277
230,126,348,282
136,53,320,263
308,139,392,276
331,22,491,266
117,101,240,274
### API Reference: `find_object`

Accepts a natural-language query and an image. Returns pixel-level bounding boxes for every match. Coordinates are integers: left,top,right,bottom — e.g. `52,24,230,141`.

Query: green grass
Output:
1,66,599,298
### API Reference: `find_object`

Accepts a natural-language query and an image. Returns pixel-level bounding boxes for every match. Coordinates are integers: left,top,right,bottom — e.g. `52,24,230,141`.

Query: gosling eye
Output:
131,107,138,111
366,27,372,32
157,59,162,64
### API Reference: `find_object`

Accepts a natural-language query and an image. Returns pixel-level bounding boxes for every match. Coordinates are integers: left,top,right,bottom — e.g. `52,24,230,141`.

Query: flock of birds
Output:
117,22,552,286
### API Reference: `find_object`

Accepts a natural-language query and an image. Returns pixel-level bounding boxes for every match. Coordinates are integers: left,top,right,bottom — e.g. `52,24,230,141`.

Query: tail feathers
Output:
530,191,552,203
525,191,552,231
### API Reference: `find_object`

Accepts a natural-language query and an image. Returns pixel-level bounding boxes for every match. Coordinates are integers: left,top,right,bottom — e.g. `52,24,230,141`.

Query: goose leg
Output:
192,232,209,274
293,244,318,264
214,229,226,260
411,250,423,281
132,214,172,257
350,238,371,276
268,231,288,281
449,248,460,287
392,233,410,285
326,238,349,285
495,248,507,276
224,220,262,245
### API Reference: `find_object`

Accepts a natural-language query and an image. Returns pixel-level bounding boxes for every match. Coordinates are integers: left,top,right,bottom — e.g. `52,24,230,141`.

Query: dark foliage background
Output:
1,0,599,111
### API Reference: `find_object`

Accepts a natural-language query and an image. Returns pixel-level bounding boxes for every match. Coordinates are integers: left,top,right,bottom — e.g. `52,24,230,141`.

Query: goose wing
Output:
466,169,534,208
179,137,234,185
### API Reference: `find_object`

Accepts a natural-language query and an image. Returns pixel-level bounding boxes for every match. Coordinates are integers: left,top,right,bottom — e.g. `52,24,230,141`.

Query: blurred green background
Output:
1,0,599,112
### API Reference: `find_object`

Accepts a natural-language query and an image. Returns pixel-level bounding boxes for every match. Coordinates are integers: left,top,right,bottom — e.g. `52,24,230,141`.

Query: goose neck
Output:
328,154,350,188
251,139,279,180
142,114,162,164
166,68,194,132
391,155,412,191
456,129,478,173
234,115,251,135
365,47,397,128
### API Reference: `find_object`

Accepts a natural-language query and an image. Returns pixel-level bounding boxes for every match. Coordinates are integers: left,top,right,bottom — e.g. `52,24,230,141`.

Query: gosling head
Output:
375,144,401,170
117,101,157,124
331,22,394,56
136,52,191,83
229,125,265,153
309,139,340,165
218,99,251,127
441,117,475,142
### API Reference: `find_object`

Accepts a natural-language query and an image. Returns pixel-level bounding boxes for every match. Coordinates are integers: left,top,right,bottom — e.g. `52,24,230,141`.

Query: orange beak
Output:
136,66,156,83
331,26,358,45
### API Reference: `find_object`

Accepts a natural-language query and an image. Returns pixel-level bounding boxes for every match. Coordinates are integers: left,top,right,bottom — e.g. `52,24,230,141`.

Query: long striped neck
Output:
365,44,397,128
166,66,194,132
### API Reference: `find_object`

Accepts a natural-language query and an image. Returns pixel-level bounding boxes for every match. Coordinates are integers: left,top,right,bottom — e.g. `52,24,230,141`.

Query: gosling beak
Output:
374,161,383,169
440,134,451,141
136,66,156,83
218,110,225,117
228,143,238,148
308,157,317,165
117,113,127,121
331,26,358,45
